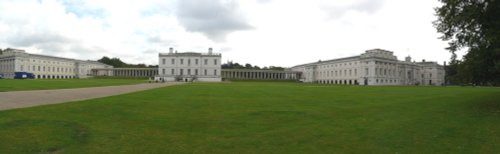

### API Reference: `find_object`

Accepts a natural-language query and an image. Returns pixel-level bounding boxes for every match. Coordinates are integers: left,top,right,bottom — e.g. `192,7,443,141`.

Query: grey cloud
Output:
7,31,73,47
321,0,385,19
176,0,254,42
36,43,106,59
3,28,106,59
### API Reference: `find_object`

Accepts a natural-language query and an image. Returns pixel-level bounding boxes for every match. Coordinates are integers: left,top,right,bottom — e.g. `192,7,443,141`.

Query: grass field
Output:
0,79,146,92
0,82,499,153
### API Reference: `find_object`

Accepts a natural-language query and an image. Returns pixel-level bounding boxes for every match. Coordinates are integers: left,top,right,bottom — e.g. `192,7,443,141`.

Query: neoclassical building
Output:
0,48,112,79
291,49,445,86
1,47,445,86
157,48,222,82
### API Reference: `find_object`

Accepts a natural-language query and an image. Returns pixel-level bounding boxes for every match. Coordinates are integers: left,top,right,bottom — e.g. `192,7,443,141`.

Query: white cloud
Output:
0,0,451,67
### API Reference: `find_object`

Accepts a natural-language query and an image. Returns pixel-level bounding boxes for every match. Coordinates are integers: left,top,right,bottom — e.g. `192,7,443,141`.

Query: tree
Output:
97,56,155,68
221,61,286,70
244,63,253,69
268,66,285,71
434,0,500,85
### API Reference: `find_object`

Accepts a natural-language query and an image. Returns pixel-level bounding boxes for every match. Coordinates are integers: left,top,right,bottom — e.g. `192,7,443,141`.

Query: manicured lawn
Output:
0,79,146,92
0,82,499,153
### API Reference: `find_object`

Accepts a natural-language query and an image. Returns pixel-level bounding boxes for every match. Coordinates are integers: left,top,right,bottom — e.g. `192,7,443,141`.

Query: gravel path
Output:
0,82,184,111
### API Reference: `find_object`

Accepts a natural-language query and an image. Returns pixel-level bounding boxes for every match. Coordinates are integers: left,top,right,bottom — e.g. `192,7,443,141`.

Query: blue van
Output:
14,72,35,79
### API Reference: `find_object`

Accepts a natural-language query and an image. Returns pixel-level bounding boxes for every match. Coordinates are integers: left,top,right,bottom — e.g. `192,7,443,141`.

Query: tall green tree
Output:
434,0,500,85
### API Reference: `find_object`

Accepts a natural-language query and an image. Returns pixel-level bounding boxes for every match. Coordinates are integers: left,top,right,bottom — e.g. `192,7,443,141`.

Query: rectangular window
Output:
171,59,175,65
204,69,207,75
188,69,191,75
195,69,198,75
214,69,217,76
162,69,165,75
180,69,184,75
188,59,191,66
214,59,217,65
195,59,199,65
204,59,208,65
365,68,369,76
171,69,174,75
162,59,166,64
180,59,184,65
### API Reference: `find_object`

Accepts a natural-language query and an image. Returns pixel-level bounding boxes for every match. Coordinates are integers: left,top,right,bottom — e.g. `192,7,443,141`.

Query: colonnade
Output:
221,69,302,80
91,68,158,77
91,68,302,80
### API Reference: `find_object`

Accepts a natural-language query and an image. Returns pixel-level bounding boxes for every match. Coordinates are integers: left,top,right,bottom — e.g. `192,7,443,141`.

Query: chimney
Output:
422,59,426,62
208,47,213,55
169,47,173,53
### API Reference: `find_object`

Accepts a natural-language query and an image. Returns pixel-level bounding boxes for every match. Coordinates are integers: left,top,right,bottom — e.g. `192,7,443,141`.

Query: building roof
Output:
159,52,221,57
2,47,111,67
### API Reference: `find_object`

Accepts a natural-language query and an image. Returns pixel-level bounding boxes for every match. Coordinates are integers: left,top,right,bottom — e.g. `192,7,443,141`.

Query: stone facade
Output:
158,48,222,82
0,48,112,79
291,49,445,86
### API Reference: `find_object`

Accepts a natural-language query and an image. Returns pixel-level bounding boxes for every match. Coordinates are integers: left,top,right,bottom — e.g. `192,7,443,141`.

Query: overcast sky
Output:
0,0,456,67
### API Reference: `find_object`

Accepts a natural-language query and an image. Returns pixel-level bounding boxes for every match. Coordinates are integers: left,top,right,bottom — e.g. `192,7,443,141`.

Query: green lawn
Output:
0,82,499,153
0,78,146,92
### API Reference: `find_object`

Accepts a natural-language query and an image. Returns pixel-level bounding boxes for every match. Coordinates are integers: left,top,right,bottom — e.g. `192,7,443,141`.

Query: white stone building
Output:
0,48,112,79
158,48,222,82
291,49,445,86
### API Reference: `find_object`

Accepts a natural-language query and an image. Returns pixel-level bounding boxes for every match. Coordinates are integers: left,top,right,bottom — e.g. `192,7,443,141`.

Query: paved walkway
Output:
0,82,184,111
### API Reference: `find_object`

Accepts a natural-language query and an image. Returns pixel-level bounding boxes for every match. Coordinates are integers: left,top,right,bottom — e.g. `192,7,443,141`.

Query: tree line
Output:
435,0,500,86
97,56,158,68
221,61,285,71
